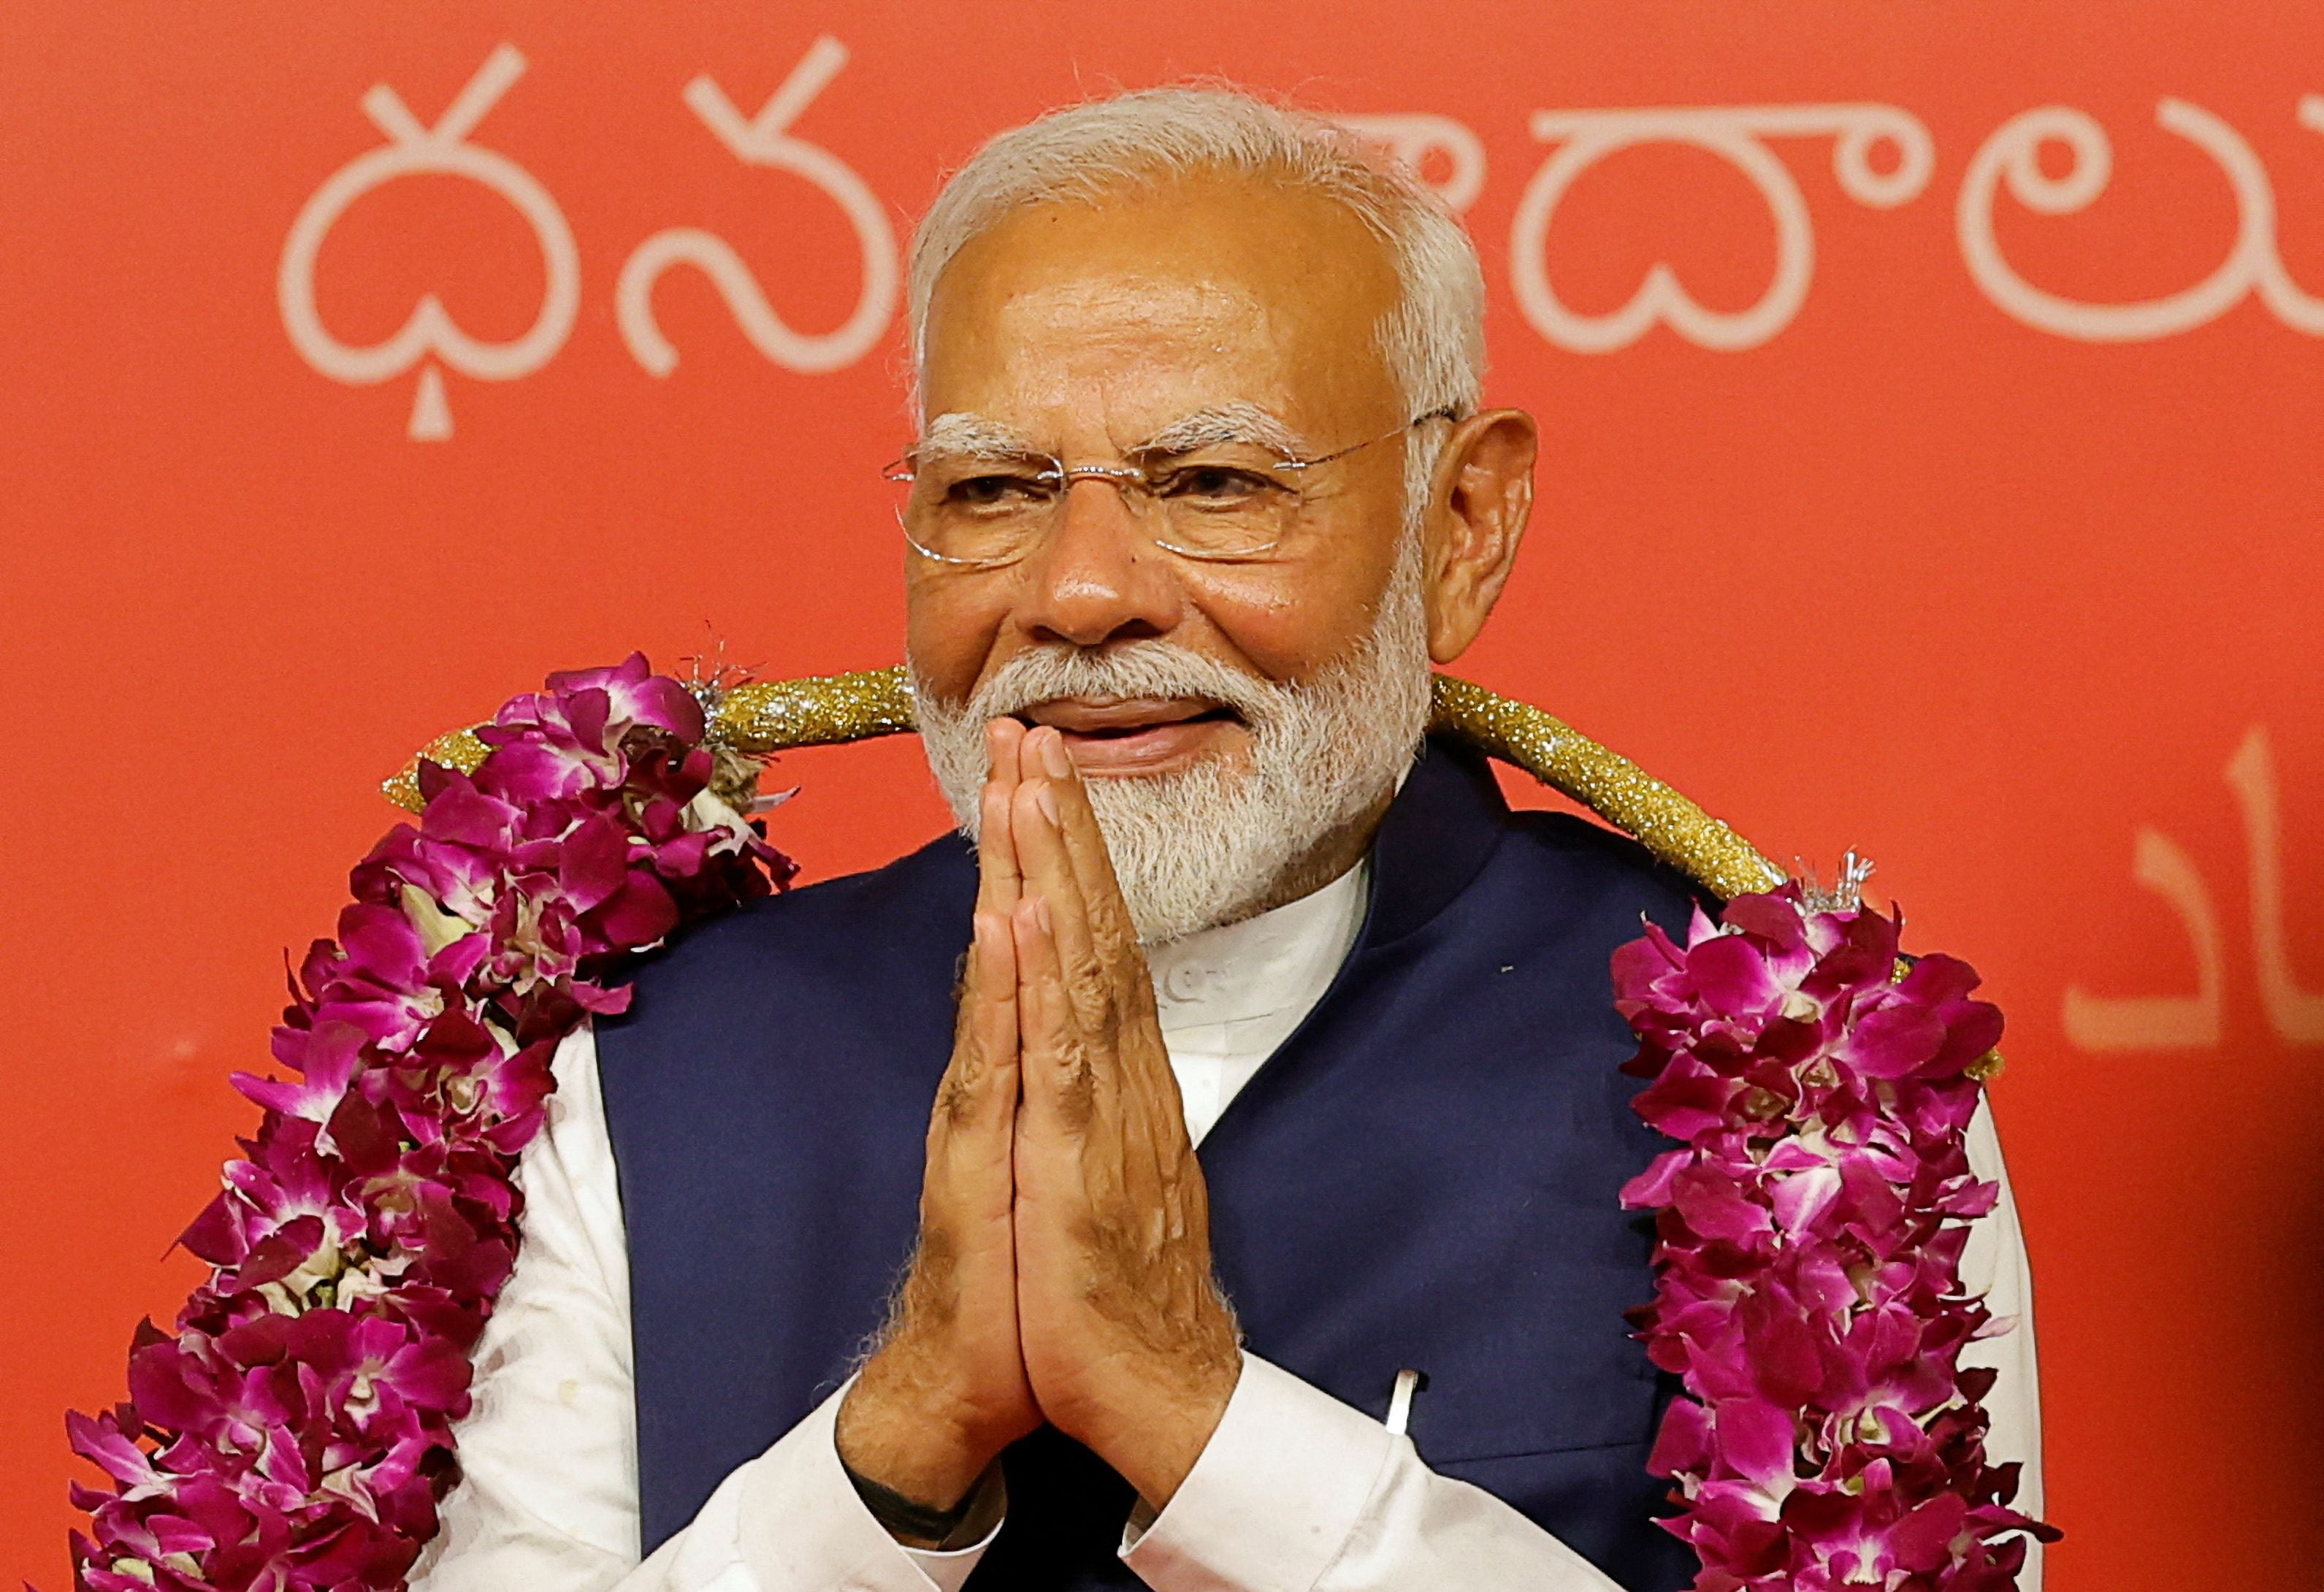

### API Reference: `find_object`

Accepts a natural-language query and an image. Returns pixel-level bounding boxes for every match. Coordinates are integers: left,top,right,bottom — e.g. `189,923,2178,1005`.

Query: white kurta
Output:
413,863,2044,1591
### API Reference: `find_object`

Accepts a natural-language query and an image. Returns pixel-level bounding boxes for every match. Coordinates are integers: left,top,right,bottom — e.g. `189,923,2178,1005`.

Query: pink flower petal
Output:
1688,933,1784,1019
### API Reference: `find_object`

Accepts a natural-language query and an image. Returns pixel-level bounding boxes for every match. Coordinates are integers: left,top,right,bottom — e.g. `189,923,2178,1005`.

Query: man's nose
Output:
1011,478,1183,648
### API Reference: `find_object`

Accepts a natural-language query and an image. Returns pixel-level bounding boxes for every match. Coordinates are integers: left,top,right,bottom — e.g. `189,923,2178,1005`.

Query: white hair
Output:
907,85,1488,434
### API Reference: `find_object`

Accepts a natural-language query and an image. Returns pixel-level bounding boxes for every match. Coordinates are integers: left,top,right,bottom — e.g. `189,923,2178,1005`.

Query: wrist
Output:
1073,1347,1243,1509
836,1361,1000,1511
842,1454,1004,1549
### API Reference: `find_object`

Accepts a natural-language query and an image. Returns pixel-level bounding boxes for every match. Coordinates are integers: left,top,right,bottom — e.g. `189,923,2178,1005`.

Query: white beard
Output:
912,539,1433,944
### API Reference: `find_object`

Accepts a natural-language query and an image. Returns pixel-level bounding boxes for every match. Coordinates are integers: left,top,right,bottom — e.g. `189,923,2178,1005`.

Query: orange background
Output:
4,4,2319,1586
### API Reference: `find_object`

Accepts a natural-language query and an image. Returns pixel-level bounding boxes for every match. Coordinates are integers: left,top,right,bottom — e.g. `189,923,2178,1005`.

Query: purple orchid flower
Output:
64,659,792,1592
1617,885,2056,1588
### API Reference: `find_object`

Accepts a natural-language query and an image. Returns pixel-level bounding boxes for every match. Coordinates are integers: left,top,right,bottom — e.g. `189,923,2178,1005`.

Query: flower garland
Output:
1616,887,2057,1589
66,657,790,1591
64,656,2051,1590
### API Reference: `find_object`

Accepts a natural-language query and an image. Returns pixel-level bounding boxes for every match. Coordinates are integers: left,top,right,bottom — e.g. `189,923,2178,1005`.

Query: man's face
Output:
906,171,1415,784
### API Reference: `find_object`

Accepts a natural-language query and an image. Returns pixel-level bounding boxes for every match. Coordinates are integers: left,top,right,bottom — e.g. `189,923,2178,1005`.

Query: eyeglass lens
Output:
895,444,1311,565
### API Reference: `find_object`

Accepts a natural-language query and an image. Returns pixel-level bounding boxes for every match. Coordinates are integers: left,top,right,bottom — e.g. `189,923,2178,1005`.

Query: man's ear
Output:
1420,409,1537,664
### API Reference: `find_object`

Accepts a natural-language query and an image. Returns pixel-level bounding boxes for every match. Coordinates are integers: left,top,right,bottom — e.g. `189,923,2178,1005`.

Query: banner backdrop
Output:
4,3,2319,1585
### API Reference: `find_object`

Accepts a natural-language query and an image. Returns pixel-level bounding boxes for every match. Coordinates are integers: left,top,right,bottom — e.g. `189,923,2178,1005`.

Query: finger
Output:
977,719,1025,919
930,913,1020,1180
1021,735,1182,1157
1012,713,1047,786
1012,735,1193,1233
1012,764,1108,1038
987,713,1026,787
1025,727,1143,973
977,781,1021,915
960,909,1022,1130
1011,894,1096,1136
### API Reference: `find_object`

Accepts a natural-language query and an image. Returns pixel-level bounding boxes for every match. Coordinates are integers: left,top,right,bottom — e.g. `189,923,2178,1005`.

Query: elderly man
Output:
413,87,2040,1592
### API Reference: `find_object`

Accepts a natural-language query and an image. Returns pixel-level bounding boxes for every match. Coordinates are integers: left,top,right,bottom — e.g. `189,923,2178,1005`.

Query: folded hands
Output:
835,719,1242,1537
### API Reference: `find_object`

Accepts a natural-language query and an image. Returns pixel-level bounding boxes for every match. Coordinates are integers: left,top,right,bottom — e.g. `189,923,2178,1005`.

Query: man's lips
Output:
1014,697,1246,774
1020,697,1239,736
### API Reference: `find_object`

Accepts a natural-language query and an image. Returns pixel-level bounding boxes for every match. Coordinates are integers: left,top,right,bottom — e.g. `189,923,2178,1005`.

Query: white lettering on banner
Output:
2065,726,2323,1050
1509,104,1933,353
2225,727,2324,1044
278,44,581,442
275,65,2324,431
616,36,898,378
1339,114,1488,215
1960,97,2324,342
2063,829,2225,1050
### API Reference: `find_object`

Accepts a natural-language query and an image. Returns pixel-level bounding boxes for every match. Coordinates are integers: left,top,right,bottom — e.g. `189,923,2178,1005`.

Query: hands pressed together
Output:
835,719,1243,1539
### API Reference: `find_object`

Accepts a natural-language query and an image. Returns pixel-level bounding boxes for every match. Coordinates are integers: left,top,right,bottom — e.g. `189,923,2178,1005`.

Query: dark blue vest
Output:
595,737,1702,1591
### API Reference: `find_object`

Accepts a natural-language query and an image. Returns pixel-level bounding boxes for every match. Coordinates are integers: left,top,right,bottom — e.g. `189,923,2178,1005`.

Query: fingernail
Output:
1033,895,1052,934
1041,732,1071,779
1036,784,1060,824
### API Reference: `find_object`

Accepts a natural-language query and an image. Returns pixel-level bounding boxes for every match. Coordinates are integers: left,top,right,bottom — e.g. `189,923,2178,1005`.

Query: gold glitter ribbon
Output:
1424,675,1785,902
383,666,1784,903
381,728,492,813
383,668,1999,1079
716,665,918,752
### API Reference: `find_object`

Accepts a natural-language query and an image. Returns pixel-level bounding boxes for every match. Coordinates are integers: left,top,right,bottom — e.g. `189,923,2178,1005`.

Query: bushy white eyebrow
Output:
1134,402,1312,458
914,402,1315,462
917,412,1040,459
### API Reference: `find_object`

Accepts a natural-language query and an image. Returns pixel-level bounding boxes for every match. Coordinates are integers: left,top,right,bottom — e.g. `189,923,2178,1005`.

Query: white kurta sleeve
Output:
409,1025,998,1592
1960,1093,2046,1591
1120,1355,1630,1592
1124,1099,2047,1592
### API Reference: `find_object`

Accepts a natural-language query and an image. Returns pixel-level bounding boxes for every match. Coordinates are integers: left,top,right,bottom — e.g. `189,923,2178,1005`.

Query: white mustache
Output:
960,641,1288,727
